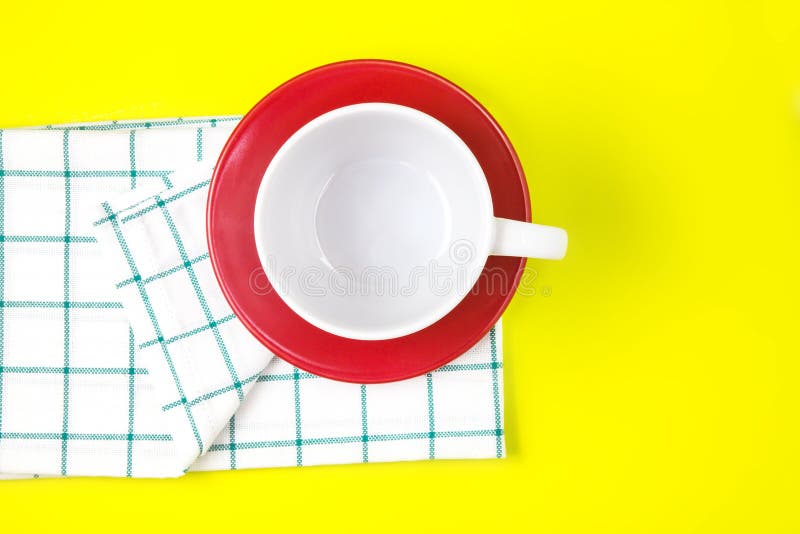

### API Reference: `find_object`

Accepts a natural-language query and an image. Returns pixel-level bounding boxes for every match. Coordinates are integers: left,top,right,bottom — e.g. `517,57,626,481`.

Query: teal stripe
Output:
426,373,435,459
0,432,171,441
101,202,204,453
0,235,95,243
360,385,368,462
293,367,303,466
42,116,239,131
122,181,209,223
126,328,135,477
0,169,169,179
210,439,296,451
0,129,5,445
129,130,137,190
252,361,501,384
60,130,71,475
228,416,236,470
257,371,317,382
161,372,259,410
196,128,203,161
207,429,503,452
138,313,235,349
116,252,209,289
437,361,504,372
93,180,209,226
489,326,503,457
0,300,122,309
0,366,145,375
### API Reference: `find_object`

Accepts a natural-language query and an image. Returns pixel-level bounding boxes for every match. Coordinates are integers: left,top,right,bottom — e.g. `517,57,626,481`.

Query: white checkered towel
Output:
0,118,505,478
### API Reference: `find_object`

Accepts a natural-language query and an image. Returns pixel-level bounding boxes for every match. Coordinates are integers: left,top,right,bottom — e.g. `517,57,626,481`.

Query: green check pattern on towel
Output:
0,118,505,478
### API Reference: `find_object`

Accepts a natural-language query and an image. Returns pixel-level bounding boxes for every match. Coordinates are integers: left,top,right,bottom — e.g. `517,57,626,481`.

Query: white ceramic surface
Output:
254,103,567,340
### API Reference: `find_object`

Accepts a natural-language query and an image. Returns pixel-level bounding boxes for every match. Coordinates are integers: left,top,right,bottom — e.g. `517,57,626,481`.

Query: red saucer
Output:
207,60,530,383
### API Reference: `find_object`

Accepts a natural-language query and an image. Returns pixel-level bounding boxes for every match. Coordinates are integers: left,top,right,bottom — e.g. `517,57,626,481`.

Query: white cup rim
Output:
253,103,494,340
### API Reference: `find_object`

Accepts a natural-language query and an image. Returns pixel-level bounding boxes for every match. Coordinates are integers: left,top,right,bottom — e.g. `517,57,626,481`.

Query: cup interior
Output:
254,103,493,340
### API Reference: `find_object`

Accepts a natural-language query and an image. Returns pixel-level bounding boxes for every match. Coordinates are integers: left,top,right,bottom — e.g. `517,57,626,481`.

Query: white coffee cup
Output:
254,103,567,340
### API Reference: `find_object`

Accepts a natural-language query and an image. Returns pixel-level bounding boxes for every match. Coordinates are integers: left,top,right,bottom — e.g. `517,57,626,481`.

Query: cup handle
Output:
490,217,568,260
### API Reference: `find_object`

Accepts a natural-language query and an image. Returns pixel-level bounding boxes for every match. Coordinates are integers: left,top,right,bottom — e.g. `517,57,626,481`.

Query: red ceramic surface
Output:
207,60,530,383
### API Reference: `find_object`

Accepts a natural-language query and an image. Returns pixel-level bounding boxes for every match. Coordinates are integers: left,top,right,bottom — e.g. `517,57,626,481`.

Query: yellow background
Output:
2,1,799,532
